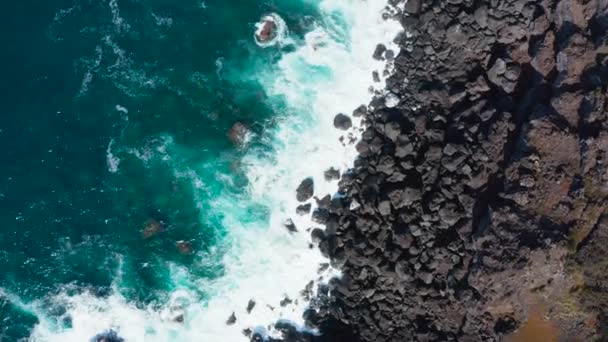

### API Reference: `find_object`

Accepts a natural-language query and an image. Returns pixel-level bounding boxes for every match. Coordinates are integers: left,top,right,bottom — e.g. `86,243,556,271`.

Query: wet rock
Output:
226,312,237,325
284,218,298,233
91,330,124,342
280,296,293,307
324,167,341,181
296,203,312,215
373,44,387,60
333,113,353,130
315,194,332,209
247,299,256,313
256,20,276,42
352,105,368,117
296,177,314,202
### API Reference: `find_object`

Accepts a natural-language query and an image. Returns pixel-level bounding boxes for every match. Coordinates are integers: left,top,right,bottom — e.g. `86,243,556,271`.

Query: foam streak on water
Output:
27,0,402,340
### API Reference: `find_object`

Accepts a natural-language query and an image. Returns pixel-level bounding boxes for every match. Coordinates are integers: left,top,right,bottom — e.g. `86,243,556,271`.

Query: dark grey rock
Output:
284,218,298,233
333,113,353,130
296,203,312,215
296,177,314,202
247,299,256,313
226,312,236,325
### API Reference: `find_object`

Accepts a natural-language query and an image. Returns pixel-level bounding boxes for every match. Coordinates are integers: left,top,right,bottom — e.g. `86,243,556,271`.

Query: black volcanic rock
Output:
283,218,298,233
324,167,341,181
246,299,256,313
333,113,353,130
296,178,314,202
270,0,608,341
226,312,236,325
91,330,124,342
296,203,312,215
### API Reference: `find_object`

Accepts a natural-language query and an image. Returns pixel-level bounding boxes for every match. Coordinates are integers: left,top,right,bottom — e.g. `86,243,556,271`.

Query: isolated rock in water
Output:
257,20,276,42
284,218,298,233
247,299,256,313
296,203,312,215
228,122,249,145
226,312,237,325
296,177,314,202
280,296,293,307
333,113,352,130
176,240,193,255
91,330,124,342
142,219,164,239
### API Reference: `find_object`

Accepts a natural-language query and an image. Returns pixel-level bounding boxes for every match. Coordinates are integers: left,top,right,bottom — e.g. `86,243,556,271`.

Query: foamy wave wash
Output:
27,0,403,340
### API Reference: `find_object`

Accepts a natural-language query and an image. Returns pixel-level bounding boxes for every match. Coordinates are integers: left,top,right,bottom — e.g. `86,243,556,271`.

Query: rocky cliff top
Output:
266,0,608,341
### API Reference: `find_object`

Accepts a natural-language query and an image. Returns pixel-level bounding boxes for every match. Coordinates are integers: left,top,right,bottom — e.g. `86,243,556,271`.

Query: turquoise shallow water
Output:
0,0,402,339
0,0,320,339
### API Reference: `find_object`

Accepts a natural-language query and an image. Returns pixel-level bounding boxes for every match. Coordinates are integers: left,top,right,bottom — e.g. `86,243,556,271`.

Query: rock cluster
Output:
268,0,608,341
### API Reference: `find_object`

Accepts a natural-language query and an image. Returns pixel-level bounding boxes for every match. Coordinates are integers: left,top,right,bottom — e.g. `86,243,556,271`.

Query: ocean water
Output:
0,0,401,341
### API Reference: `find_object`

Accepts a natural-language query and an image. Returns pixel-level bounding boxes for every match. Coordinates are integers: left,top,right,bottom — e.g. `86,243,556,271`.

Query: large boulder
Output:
296,177,314,202
333,113,353,130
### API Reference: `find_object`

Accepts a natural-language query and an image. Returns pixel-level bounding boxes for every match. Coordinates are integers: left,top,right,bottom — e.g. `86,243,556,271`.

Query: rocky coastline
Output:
266,0,608,341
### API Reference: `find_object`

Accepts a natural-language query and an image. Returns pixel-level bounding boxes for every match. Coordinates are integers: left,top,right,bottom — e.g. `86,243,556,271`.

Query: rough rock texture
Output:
267,0,608,341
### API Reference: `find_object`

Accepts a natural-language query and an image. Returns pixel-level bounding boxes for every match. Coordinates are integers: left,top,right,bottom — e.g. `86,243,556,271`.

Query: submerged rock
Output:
176,240,193,255
228,122,250,146
142,219,164,239
280,296,293,307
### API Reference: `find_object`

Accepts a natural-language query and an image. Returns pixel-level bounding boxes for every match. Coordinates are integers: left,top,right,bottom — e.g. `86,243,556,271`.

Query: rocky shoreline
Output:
265,0,608,341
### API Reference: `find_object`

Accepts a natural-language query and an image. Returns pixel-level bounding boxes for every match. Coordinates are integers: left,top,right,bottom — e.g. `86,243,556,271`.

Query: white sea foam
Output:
77,45,103,97
106,139,121,173
28,0,403,341
109,0,129,34
115,104,129,114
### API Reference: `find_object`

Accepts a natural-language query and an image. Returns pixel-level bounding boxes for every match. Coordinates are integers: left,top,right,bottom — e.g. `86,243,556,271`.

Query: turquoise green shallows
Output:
0,0,321,339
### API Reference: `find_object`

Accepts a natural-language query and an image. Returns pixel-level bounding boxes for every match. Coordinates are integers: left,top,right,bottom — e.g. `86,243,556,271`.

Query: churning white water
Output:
27,0,402,341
